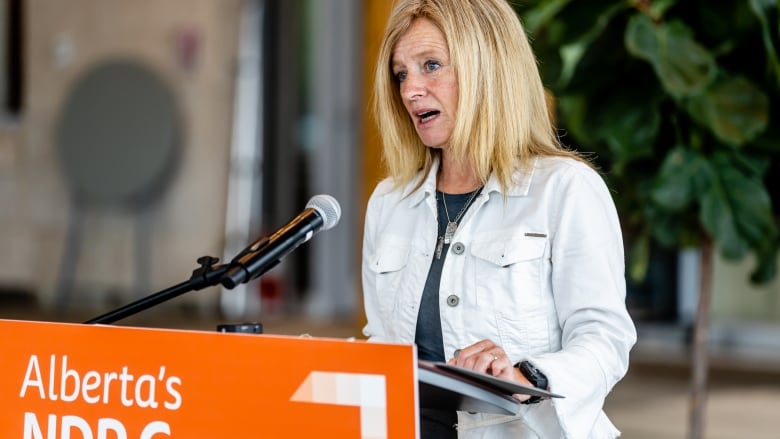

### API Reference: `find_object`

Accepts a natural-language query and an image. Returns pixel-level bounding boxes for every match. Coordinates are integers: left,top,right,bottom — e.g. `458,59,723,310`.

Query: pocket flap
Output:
471,236,546,267
369,244,411,273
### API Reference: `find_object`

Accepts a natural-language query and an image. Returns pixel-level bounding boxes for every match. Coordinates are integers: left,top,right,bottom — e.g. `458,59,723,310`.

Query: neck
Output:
437,156,481,194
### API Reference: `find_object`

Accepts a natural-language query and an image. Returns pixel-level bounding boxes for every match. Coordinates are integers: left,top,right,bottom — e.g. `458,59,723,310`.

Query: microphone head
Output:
306,194,341,230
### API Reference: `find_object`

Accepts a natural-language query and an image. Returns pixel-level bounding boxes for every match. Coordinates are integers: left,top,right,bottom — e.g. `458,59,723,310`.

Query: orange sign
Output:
0,319,418,438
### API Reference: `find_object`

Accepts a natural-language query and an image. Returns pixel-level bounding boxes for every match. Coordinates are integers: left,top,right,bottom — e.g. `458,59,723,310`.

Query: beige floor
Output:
3,303,779,438
606,369,780,439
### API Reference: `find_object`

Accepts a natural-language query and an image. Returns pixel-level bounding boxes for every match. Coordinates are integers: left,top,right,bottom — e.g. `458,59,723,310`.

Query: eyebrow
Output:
391,48,446,69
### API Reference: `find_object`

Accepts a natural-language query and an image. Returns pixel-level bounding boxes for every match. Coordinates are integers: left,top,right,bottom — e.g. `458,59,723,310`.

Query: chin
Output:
419,136,450,150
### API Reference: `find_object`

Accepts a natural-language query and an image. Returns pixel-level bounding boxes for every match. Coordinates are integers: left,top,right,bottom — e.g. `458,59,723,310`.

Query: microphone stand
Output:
84,256,231,325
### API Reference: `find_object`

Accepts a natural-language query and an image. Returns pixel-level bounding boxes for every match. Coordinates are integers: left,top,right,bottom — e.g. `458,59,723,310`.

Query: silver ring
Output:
490,353,499,362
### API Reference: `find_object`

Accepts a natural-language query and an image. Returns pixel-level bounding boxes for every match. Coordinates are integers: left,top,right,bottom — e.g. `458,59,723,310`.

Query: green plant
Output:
513,0,780,285
512,2,780,437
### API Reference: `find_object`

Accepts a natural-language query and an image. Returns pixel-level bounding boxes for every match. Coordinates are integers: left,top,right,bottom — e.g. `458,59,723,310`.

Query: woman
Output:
361,0,637,437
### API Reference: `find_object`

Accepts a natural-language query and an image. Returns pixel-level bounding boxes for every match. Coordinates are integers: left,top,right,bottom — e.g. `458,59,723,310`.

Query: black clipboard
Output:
423,360,565,399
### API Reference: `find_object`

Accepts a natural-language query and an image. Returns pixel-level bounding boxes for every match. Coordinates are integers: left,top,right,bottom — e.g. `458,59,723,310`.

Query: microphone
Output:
221,194,341,289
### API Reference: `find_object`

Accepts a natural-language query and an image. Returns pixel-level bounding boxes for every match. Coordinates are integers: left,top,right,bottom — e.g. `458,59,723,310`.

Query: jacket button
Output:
446,295,460,307
452,242,465,255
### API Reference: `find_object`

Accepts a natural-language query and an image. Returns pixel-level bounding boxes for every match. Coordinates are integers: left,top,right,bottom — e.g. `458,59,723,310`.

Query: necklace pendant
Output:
444,222,457,244
435,236,444,259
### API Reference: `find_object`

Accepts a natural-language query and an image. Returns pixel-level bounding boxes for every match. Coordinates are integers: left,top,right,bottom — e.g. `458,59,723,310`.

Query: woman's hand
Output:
446,338,533,402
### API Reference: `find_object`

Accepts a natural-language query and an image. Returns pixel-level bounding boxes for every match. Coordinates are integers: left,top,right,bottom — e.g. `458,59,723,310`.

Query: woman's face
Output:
392,18,459,149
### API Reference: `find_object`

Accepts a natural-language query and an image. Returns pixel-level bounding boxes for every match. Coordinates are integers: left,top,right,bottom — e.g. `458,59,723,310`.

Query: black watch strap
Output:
515,360,548,404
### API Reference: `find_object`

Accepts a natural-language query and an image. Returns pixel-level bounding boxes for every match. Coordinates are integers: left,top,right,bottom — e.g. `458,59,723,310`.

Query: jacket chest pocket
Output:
470,235,547,313
368,241,411,316
470,235,550,354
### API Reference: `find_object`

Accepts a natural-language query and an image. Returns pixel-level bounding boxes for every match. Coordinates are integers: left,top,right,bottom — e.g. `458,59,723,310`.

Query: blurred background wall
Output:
1,0,243,316
0,0,363,324
0,0,778,352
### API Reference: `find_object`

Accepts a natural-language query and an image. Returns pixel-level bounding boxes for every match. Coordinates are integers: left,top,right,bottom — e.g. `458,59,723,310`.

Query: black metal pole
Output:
84,256,230,325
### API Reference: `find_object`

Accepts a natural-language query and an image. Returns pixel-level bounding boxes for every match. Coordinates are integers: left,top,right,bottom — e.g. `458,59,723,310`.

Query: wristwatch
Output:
515,360,548,404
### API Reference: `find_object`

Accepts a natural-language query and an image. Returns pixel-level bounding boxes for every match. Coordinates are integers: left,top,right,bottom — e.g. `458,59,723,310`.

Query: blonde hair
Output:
373,0,584,191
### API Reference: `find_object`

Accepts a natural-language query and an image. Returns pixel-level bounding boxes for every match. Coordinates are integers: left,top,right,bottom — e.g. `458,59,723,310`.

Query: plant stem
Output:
689,238,712,439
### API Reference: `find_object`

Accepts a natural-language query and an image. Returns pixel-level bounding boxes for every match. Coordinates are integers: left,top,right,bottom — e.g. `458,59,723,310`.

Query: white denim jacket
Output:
362,156,637,438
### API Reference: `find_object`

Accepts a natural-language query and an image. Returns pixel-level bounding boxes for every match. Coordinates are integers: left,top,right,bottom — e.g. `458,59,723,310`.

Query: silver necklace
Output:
435,187,482,259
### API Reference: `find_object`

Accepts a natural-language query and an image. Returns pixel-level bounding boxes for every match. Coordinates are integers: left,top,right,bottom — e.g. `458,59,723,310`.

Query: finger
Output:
450,339,496,365
487,352,514,379
511,393,531,403
457,340,513,379
456,347,493,371
467,350,498,373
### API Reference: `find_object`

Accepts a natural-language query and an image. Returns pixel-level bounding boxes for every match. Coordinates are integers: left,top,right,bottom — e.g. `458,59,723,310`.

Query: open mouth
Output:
417,110,440,123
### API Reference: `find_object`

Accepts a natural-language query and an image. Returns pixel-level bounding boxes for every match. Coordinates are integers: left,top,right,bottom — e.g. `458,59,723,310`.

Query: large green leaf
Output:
712,153,775,245
727,150,771,180
625,14,717,98
598,97,660,166
651,147,712,211
699,153,777,260
644,199,695,248
750,237,779,283
685,75,769,146
699,183,749,260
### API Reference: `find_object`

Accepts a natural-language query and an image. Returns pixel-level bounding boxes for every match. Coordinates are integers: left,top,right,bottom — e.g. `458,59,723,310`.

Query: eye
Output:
424,60,441,72
394,70,407,82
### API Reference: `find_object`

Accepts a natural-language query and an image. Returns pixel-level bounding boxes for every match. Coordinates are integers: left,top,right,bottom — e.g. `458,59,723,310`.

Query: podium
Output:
0,319,417,438
0,319,562,438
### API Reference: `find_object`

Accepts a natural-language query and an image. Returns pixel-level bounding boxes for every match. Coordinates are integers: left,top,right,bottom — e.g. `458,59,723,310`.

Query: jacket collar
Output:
406,156,537,208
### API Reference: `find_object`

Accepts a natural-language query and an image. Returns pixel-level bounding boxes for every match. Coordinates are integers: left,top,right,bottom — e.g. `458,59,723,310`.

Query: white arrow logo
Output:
291,372,387,439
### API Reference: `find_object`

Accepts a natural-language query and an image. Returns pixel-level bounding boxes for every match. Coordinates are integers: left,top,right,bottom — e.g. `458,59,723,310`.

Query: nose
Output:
400,72,426,101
